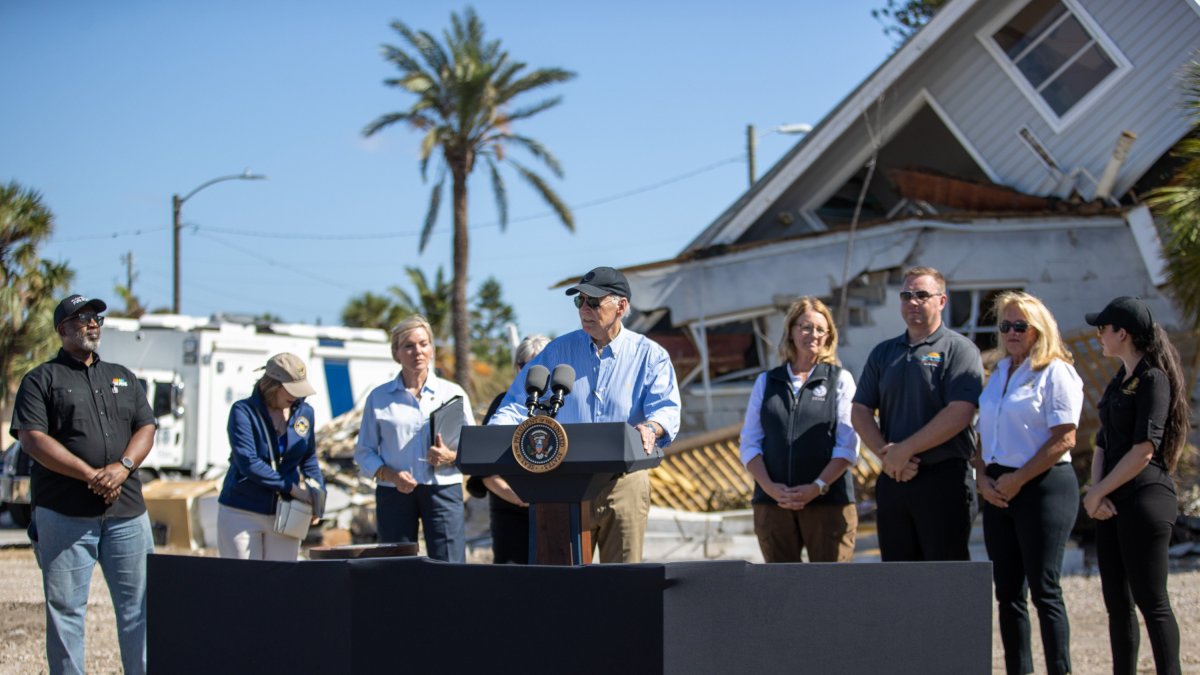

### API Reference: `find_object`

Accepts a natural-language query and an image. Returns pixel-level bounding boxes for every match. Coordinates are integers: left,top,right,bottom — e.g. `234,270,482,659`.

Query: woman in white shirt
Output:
739,296,859,563
354,315,474,562
974,291,1083,675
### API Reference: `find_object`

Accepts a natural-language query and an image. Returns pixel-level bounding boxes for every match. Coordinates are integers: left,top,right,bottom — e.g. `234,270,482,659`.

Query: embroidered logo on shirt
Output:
111,378,128,387
293,417,311,437
811,384,829,401
919,352,944,367
1122,377,1139,395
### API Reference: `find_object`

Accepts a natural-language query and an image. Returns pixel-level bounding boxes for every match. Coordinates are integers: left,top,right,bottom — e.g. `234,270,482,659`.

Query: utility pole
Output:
171,171,266,314
172,194,182,314
121,251,136,292
747,124,757,187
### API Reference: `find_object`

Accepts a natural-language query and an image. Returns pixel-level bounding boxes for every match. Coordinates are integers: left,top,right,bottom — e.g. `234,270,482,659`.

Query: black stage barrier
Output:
148,555,991,674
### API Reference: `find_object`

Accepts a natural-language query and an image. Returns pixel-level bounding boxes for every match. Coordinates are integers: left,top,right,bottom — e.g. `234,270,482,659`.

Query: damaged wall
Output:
661,212,1179,435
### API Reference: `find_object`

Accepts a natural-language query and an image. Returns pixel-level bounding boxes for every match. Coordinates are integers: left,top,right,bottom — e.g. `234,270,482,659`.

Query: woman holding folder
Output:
354,315,474,562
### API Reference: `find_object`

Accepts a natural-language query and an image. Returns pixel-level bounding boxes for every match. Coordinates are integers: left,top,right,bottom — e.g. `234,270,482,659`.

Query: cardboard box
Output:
142,479,219,550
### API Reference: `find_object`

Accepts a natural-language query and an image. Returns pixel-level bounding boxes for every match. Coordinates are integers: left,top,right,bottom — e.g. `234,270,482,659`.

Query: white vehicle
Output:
96,314,399,478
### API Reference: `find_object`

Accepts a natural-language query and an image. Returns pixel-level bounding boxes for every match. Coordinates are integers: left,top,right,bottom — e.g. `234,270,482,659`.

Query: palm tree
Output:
0,181,74,427
389,266,452,341
1146,59,1200,331
363,6,575,394
341,291,405,331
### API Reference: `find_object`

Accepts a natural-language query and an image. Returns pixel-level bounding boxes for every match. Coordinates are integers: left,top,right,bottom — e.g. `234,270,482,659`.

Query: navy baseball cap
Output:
53,295,108,328
565,266,631,299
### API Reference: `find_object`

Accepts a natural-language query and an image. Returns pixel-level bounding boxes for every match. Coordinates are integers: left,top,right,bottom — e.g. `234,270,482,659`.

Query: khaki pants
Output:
217,504,302,561
753,502,857,563
590,471,650,563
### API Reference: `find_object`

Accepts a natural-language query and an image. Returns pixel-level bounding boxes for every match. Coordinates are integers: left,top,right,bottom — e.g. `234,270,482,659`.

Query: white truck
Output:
4,315,397,487
101,314,401,477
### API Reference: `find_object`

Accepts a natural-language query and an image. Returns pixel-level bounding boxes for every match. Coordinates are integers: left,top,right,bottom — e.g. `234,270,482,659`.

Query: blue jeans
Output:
33,507,153,675
376,484,465,562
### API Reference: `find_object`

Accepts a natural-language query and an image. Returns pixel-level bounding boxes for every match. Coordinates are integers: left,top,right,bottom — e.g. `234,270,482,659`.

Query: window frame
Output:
943,283,1025,351
977,0,1131,133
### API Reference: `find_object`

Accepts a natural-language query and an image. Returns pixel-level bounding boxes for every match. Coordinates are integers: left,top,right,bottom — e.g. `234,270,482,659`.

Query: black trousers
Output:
983,462,1078,675
488,493,530,565
1096,480,1181,675
876,458,973,561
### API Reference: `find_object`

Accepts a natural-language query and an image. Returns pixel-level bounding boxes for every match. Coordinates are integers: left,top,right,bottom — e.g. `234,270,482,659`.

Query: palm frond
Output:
419,172,446,253
363,112,417,138
381,44,426,78
504,96,564,124
485,157,509,231
504,134,564,177
509,160,574,232
503,67,577,98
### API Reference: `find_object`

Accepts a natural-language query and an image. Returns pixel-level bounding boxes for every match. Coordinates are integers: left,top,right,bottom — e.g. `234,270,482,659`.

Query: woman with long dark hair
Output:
1084,296,1187,675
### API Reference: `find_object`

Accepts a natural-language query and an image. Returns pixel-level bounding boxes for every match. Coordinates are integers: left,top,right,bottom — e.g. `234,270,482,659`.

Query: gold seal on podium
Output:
512,415,569,473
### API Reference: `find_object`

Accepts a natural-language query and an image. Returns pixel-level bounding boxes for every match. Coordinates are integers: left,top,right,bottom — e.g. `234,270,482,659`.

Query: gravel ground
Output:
0,547,1198,674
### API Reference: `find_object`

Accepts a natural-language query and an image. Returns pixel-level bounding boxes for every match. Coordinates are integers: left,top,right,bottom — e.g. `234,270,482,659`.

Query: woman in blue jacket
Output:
217,353,324,560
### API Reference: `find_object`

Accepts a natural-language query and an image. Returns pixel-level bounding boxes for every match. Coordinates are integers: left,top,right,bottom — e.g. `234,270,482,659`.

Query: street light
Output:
747,123,813,187
171,170,266,313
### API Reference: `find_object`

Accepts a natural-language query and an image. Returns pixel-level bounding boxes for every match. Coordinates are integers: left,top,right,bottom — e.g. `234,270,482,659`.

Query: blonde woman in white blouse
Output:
974,291,1083,675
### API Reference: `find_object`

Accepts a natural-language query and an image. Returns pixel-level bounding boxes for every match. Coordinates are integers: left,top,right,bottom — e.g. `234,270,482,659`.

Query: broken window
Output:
946,287,1023,351
814,104,989,229
990,0,1121,119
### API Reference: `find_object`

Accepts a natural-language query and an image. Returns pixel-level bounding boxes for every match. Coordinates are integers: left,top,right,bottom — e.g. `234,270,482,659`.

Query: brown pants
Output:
590,471,650,563
753,502,857,563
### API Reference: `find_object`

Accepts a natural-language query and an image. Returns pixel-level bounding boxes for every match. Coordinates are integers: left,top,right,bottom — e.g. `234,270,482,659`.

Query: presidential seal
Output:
512,415,569,473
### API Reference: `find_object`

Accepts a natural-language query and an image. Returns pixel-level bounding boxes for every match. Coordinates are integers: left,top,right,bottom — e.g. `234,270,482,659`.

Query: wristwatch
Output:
120,456,136,473
814,477,829,495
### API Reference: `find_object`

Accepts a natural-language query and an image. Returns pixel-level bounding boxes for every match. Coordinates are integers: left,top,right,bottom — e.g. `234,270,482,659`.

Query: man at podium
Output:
490,266,681,563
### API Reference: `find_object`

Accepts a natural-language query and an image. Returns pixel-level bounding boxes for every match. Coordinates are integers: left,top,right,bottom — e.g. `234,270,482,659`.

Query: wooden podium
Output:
458,422,662,565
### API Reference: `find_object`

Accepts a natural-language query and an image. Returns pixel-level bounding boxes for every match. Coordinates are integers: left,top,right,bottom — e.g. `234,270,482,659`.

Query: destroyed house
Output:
612,0,1200,436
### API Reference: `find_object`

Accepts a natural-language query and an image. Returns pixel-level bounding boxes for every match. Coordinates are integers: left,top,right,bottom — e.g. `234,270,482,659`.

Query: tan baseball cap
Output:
263,353,317,397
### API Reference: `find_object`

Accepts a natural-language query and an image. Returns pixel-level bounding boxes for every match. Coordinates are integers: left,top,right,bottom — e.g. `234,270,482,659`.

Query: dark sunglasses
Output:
70,313,105,326
899,290,942,303
573,295,611,309
999,320,1029,334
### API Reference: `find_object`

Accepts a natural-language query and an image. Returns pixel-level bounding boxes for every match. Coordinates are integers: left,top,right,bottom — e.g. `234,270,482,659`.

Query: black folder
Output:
430,395,467,452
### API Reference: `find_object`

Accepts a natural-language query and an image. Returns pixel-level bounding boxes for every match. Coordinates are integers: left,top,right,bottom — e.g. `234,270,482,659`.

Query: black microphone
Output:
524,365,550,412
546,365,575,418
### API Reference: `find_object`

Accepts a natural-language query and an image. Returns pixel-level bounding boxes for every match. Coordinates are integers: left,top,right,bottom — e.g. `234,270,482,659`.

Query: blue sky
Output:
1,1,896,338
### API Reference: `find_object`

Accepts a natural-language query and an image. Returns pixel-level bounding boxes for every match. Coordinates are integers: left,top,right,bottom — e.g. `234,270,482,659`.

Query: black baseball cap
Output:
1085,296,1154,335
54,294,107,328
565,266,631,299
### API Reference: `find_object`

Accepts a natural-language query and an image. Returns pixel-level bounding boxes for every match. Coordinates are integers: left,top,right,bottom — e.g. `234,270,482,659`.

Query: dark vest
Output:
753,363,854,506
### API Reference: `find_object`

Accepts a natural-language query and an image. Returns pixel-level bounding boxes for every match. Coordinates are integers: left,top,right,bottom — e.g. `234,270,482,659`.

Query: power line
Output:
201,154,746,240
192,231,358,291
50,225,172,243
41,151,746,244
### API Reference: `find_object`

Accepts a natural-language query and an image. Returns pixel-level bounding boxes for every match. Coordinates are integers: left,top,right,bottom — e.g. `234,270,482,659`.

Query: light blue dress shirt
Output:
489,327,681,445
354,371,474,486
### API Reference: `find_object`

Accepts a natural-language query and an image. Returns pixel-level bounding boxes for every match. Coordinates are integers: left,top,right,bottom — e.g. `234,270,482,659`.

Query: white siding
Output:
734,0,1200,246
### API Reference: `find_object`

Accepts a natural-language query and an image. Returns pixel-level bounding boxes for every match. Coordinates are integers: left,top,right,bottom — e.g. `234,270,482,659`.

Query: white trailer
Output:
99,315,398,477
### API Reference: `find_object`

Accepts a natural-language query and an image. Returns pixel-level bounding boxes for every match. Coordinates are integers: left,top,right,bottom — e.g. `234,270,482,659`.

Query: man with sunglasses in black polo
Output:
851,266,983,562
10,294,156,674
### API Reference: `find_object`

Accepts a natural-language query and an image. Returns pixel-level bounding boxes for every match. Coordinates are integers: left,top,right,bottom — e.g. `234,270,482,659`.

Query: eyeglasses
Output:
794,323,829,337
573,295,614,309
899,290,942,303
70,313,105,326
998,321,1029,334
